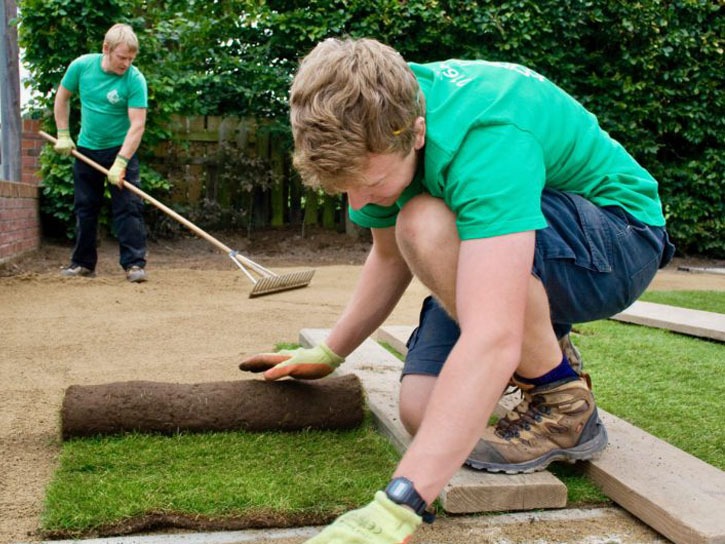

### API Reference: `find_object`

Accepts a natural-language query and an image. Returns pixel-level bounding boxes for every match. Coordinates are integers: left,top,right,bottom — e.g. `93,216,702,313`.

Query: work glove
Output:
54,129,76,156
107,155,128,188
305,491,422,543
239,342,344,380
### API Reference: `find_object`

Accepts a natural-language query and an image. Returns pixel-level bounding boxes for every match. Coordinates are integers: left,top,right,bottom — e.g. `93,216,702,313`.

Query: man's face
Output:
346,148,419,210
345,116,426,210
103,43,137,75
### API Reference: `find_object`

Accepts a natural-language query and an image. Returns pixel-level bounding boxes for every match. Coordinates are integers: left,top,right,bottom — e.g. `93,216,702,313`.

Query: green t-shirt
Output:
61,53,148,150
349,60,666,238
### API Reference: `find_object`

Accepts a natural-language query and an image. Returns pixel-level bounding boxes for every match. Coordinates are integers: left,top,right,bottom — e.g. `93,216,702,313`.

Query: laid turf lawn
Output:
42,418,399,535
638,289,725,314
574,320,724,469
41,290,724,535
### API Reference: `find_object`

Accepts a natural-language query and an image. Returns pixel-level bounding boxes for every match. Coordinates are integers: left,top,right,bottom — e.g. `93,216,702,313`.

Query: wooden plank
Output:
377,325,413,355
300,328,567,514
585,410,725,544
612,300,725,342
379,325,725,544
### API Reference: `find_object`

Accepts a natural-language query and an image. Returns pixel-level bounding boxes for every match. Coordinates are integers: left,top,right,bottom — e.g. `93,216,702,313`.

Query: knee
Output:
75,194,101,214
396,194,456,254
398,375,436,436
399,400,423,436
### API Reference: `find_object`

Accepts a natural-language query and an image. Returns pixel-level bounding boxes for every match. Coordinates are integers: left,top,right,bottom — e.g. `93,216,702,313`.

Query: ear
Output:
102,42,110,55
413,116,426,150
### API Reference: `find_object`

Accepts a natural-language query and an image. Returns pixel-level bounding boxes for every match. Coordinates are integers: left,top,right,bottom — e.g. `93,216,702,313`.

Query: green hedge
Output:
19,0,723,255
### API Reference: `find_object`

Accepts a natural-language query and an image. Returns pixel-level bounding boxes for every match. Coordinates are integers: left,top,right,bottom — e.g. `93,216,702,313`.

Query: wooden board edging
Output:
612,300,725,342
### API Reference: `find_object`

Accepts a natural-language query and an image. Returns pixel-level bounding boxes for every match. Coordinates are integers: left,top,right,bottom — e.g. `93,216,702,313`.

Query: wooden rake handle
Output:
38,130,235,257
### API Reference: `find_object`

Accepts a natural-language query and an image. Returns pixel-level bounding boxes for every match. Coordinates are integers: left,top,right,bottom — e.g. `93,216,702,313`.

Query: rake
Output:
39,131,315,297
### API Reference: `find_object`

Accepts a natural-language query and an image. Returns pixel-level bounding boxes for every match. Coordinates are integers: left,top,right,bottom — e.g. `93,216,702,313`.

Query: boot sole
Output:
465,417,609,474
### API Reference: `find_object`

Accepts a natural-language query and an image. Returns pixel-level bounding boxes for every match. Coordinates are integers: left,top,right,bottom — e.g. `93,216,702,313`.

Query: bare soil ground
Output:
1,228,723,544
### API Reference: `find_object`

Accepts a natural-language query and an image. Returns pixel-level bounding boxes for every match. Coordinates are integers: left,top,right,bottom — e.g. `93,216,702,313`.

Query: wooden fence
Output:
149,115,351,235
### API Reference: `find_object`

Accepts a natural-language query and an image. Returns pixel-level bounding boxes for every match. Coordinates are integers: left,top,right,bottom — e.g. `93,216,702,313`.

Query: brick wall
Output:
0,118,43,265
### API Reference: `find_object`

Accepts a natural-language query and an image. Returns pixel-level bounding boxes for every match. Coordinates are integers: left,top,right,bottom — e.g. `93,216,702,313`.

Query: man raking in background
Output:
54,23,149,283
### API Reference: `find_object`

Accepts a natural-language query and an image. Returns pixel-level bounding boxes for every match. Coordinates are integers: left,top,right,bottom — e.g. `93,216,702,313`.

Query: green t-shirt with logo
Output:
349,60,666,238
61,53,148,150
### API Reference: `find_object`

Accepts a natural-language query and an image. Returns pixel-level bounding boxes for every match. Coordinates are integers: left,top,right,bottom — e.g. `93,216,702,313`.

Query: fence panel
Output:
150,115,346,233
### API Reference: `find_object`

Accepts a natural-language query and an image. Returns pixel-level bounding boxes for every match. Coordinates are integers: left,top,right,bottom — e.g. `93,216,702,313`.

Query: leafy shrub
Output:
19,0,723,255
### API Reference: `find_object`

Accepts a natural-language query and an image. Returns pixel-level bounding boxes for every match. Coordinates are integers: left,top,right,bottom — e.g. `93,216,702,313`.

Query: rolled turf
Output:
61,374,365,439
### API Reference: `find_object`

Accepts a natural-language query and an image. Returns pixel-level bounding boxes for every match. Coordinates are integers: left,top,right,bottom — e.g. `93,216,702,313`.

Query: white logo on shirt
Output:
106,90,121,104
485,61,545,82
439,60,546,88
440,62,473,87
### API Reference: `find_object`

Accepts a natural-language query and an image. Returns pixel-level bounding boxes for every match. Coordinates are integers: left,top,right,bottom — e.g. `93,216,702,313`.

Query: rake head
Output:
228,251,315,297
248,269,316,298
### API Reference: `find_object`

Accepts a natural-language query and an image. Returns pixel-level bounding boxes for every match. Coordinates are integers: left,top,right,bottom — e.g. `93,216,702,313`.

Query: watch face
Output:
385,477,425,513
384,477,435,523
387,478,411,501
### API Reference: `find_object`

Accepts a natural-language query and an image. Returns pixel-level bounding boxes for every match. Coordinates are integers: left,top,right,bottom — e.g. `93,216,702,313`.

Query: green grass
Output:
43,418,399,535
573,320,724,469
42,291,724,534
639,290,725,314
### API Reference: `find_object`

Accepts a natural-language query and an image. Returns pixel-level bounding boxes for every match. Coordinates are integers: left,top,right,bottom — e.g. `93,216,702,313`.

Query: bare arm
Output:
53,85,73,130
394,231,535,504
118,107,147,158
325,226,413,357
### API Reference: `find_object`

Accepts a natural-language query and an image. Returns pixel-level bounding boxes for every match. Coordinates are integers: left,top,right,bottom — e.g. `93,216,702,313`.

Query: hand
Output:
239,342,344,380
107,155,128,188
305,491,422,543
54,129,76,156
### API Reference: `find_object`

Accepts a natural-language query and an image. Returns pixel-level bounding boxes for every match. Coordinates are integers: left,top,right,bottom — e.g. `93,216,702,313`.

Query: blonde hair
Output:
104,23,139,53
290,38,424,193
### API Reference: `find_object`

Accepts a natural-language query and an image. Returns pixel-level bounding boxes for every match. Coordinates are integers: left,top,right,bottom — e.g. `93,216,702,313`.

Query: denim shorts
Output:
402,189,675,378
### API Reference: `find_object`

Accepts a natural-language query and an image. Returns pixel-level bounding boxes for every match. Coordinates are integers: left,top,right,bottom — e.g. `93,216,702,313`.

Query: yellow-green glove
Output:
239,342,344,380
305,491,422,543
107,155,128,188
54,129,76,156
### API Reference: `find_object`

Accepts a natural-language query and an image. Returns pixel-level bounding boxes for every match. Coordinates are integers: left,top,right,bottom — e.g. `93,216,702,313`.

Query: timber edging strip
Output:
612,300,725,342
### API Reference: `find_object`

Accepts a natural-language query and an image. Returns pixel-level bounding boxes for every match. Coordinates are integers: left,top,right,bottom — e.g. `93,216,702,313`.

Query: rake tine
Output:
249,269,316,298
230,251,315,297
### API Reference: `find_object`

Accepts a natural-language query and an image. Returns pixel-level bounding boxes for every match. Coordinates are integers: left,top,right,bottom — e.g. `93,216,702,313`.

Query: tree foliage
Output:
19,0,723,255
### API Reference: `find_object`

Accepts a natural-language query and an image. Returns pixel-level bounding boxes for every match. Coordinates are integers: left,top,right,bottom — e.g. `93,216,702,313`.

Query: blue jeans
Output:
70,146,147,271
402,189,675,377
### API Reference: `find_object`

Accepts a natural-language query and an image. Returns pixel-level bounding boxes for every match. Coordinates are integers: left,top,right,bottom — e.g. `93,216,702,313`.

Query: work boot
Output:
126,265,147,283
466,377,608,474
559,333,583,375
60,264,95,278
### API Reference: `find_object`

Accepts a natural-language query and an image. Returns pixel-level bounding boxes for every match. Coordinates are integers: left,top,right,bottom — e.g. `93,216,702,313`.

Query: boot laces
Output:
495,394,551,440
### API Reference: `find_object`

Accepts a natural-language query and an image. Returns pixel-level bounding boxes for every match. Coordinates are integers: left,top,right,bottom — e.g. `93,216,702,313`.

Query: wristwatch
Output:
384,477,435,523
